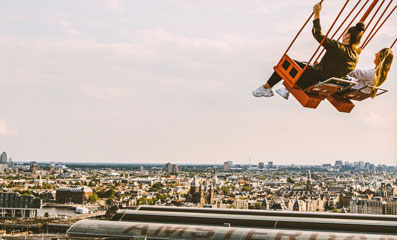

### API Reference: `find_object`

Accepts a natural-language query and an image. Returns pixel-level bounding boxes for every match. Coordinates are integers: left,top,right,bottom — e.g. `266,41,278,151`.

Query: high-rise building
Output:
268,162,273,168
227,161,233,168
364,162,370,170
165,162,178,173
258,162,265,169
223,162,229,171
30,161,38,173
165,162,173,173
359,161,365,170
335,160,343,167
0,152,7,164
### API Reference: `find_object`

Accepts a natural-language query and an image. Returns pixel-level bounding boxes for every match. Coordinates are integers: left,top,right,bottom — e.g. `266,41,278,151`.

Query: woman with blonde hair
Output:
347,48,393,97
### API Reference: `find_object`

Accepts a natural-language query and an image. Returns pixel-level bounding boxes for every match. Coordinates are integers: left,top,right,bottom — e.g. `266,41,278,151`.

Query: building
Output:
223,161,233,171
384,201,397,215
359,161,365,170
258,162,265,169
268,162,273,168
0,152,7,164
186,178,214,206
223,162,229,171
56,187,93,204
165,163,178,173
227,161,233,168
165,162,173,173
0,192,42,218
236,199,249,209
30,161,39,173
335,160,343,168
349,200,384,214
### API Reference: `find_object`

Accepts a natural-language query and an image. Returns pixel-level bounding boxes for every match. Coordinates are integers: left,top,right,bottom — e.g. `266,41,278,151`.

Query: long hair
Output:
371,48,394,98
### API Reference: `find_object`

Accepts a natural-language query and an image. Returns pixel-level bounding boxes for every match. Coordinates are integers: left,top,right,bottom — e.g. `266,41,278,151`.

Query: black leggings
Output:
267,61,326,90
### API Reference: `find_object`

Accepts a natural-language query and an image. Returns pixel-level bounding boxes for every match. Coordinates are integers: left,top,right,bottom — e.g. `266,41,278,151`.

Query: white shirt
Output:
347,68,376,94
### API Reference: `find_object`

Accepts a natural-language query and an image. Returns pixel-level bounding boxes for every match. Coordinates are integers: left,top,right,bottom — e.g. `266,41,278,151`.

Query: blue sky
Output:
0,0,396,165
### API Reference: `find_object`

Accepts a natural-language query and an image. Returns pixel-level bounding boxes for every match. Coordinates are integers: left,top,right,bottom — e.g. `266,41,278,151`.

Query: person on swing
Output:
253,2,365,99
346,48,393,97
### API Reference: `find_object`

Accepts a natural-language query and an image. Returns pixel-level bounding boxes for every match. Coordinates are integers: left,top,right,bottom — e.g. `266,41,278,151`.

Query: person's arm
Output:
313,3,321,20
312,3,340,50
348,69,375,80
348,69,376,92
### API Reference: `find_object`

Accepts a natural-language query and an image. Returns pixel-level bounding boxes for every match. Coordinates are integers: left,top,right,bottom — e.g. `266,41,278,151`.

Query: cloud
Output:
107,0,123,12
59,20,79,36
135,28,260,52
80,85,122,99
0,119,18,136
357,110,397,129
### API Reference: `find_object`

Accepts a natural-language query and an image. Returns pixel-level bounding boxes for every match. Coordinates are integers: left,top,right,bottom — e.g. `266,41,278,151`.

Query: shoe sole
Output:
276,90,289,100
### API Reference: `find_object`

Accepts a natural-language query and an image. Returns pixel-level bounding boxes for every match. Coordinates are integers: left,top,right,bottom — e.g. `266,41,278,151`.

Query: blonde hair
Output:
371,48,394,98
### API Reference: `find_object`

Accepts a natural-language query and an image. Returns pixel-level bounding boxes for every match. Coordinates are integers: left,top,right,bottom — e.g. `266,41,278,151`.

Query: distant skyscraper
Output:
268,162,273,168
365,162,370,170
30,161,38,173
0,152,7,164
359,161,365,170
335,160,343,167
258,162,264,169
165,162,173,173
164,162,178,173
223,162,229,171
227,161,233,168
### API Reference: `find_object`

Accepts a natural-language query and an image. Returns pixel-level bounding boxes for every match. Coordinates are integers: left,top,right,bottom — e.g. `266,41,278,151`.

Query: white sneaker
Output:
276,86,290,100
252,85,274,97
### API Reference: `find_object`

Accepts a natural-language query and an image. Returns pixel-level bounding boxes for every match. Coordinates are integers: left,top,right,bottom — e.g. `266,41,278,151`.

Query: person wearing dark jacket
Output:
253,2,365,99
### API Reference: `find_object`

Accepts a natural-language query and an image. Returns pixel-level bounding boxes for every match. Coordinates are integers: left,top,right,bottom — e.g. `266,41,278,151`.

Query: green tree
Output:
287,177,295,184
242,185,251,192
89,192,100,203
221,186,230,195
149,182,164,192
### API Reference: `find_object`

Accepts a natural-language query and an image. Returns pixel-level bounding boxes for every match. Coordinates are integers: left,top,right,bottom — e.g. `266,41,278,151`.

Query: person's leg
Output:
265,71,283,89
252,71,282,97
295,62,325,90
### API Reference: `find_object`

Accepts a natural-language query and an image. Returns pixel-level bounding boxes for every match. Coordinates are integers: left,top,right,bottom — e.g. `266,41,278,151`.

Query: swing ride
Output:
274,0,396,113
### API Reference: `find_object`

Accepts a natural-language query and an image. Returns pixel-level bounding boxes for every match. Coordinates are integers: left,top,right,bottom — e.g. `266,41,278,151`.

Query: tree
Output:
149,182,164,192
106,196,115,205
221,186,230,195
242,185,251,192
287,177,295,184
89,192,100,203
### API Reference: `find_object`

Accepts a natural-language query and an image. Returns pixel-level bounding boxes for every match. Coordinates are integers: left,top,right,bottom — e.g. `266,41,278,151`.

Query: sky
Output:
0,0,396,165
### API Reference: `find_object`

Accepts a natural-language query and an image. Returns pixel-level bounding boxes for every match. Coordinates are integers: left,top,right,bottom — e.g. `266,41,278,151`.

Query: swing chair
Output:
274,0,396,113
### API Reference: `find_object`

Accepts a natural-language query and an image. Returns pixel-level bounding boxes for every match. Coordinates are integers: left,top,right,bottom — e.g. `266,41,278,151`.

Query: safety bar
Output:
313,77,358,92
358,85,389,97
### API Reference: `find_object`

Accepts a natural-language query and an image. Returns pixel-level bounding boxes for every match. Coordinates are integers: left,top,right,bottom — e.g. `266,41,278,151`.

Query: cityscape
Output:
0,151,396,238
2,0,397,239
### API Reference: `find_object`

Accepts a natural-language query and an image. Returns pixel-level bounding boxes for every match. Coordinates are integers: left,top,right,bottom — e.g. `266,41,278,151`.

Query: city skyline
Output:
1,1,396,165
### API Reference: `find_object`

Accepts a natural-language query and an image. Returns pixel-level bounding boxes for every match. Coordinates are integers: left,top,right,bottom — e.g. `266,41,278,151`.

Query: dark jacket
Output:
312,19,359,79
